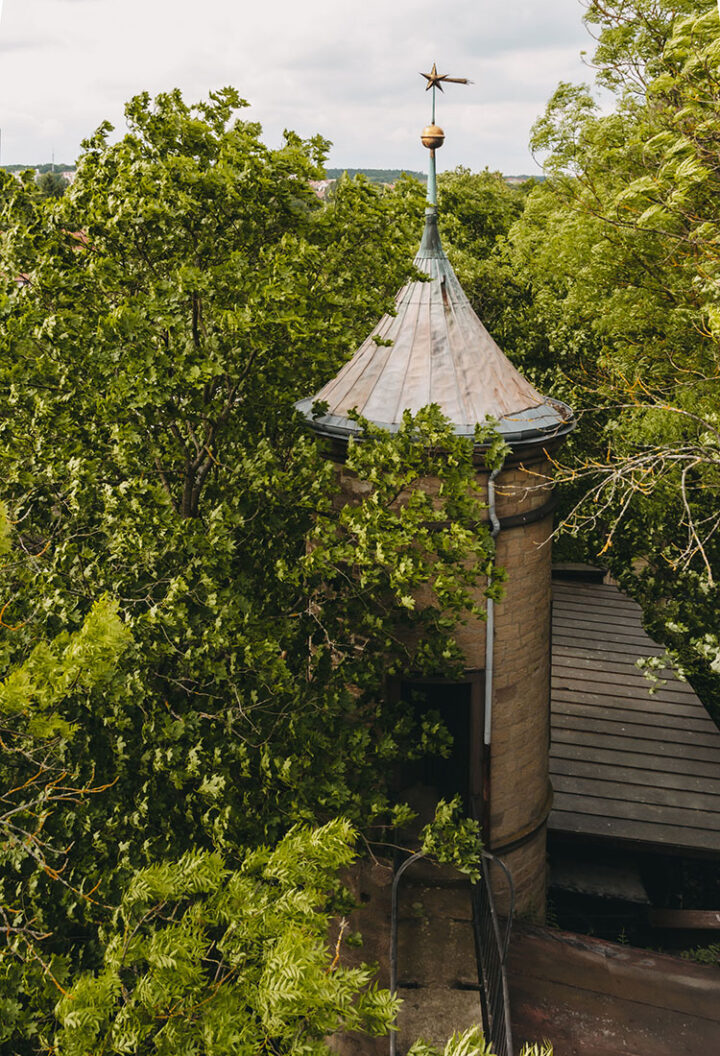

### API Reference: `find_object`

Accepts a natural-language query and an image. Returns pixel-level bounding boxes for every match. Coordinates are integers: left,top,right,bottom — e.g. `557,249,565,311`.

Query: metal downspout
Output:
483,468,501,840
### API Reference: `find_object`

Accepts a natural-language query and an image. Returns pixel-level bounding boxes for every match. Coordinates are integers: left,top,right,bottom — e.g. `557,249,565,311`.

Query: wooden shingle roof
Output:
549,575,720,856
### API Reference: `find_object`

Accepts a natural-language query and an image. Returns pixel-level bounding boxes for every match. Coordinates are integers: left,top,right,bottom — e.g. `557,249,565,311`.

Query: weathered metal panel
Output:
296,210,575,446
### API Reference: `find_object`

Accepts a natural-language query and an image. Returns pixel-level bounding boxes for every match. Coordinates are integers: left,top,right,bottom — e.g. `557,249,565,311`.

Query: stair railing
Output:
472,851,514,1056
388,847,515,1056
389,850,426,1056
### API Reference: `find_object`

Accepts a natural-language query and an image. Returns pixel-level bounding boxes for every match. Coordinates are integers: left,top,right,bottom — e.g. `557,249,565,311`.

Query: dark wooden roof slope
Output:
549,577,720,855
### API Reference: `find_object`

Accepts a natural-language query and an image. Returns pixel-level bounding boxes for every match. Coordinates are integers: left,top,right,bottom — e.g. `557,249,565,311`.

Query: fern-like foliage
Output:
54,820,397,1056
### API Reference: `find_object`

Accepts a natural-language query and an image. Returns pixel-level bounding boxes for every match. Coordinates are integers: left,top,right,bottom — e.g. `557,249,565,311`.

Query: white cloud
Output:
0,0,593,172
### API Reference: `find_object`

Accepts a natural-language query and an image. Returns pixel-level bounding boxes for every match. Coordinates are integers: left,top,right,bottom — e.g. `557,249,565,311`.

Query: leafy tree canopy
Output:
451,1,720,709
34,172,67,200
0,87,497,1049
54,820,396,1056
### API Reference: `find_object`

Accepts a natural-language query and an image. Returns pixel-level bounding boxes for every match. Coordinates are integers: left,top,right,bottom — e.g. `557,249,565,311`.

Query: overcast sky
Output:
0,0,599,174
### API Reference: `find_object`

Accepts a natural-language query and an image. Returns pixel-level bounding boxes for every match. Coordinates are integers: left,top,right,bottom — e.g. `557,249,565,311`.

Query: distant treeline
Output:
324,167,544,186
324,168,427,184
1,163,543,184
505,174,546,184
1,163,75,173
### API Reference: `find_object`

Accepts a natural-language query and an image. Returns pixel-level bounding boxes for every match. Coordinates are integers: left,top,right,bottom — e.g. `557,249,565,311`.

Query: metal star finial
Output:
420,63,472,93
418,63,472,207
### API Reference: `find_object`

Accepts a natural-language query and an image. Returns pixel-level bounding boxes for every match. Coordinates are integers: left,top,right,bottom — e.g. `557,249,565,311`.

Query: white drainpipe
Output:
484,467,501,754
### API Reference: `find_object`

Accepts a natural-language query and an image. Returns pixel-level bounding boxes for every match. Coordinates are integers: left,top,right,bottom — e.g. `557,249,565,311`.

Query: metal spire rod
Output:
427,146,438,208
419,63,472,209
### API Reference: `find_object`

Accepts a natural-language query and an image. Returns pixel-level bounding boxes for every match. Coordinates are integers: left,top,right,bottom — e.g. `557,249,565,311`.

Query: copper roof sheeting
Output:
296,212,573,445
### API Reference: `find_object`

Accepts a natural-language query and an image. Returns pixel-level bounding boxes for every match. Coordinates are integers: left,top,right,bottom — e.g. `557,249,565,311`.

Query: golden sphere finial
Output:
421,123,445,150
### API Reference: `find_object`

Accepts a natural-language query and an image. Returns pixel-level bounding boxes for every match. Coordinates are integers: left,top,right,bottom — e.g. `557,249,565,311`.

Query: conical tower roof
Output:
296,77,573,448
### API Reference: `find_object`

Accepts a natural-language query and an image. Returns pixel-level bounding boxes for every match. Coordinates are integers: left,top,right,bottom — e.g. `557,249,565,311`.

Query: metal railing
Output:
472,852,514,1056
389,850,427,1056
388,848,515,1056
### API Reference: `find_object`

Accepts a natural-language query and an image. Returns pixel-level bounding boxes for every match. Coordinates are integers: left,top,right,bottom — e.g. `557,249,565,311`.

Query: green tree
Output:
439,167,526,260
486,2,720,707
0,504,131,1045
54,821,396,1056
0,89,496,1048
52,817,522,1056
436,168,528,328
35,172,67,200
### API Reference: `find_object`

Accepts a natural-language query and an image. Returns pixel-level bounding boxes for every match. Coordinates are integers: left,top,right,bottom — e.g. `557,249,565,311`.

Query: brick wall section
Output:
334,455,555,920
459,459,554,920
490,829,548,921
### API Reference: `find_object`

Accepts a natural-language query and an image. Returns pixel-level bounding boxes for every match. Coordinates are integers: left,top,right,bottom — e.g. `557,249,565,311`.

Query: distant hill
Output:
2,163,75,173
324,168,426,184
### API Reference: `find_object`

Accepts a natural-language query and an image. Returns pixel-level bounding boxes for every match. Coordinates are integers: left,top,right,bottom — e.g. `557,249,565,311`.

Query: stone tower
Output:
296,94,573,918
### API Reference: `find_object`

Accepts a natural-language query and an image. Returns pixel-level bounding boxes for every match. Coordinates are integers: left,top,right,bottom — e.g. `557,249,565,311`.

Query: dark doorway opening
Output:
393,671,486,831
